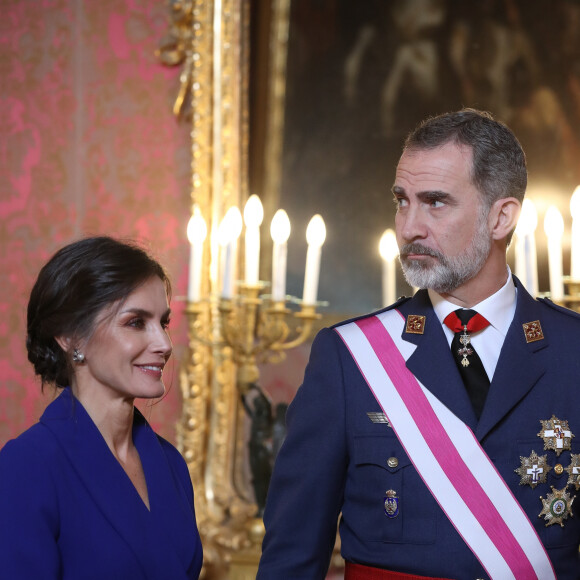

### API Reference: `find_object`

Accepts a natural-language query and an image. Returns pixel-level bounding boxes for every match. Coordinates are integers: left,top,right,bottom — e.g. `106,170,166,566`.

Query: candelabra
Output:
179,284,324,580
179,191,328,579
188,285,322,388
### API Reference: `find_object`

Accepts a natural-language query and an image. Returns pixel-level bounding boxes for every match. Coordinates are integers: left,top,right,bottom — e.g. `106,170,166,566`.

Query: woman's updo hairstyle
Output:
26,236,170,389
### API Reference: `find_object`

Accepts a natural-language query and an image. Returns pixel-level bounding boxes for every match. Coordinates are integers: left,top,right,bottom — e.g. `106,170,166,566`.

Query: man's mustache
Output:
399,243,443,260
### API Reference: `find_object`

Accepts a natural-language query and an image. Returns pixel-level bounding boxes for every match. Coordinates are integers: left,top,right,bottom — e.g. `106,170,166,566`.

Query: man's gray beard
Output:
399,217,492,294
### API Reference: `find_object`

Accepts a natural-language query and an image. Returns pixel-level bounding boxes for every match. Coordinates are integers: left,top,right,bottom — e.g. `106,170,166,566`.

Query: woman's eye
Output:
161,319,171,330
127,318,145,329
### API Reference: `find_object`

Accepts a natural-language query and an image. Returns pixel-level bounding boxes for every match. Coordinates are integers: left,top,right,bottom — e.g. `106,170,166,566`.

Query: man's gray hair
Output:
404,108,527,211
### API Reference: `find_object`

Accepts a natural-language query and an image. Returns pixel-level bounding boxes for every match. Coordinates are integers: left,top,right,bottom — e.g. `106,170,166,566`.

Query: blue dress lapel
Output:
134,409,201,576
40,390,197,579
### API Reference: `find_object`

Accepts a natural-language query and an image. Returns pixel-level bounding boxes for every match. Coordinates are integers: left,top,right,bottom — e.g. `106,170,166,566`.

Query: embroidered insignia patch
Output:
523,320,544,343
405,315,426,335
515,450,551,489
384,490,400,518
537,416,574,456
539,486,575,527
565,454,580,490
367,412,390,426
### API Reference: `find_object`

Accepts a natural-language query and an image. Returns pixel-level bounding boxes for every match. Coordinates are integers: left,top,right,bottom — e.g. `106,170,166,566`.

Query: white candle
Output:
515,199,538,296
243,195,263,285
270,209,291,302
302,215,326,305
570,186,580,279
544,205,564,301
379,228,398,307
514,233,526,283
186,210,207,302
218,206,243,299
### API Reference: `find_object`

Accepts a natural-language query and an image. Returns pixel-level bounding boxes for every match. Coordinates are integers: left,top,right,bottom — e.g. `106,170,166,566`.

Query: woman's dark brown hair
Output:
26,236,170,389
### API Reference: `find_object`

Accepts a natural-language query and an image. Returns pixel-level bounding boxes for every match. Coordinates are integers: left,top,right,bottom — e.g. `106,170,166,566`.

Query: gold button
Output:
555,464,564,475
387,457,399,468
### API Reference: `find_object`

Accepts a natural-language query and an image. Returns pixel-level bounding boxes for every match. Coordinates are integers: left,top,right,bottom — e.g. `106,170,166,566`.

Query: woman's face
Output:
74,277,172,402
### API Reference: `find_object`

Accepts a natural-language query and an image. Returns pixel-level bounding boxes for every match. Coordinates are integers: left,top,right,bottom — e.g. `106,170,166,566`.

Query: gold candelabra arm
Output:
215,285,325,386
267,303,320,352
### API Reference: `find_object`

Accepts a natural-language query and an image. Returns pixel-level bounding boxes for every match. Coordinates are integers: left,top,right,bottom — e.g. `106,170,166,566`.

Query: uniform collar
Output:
428,266,516,337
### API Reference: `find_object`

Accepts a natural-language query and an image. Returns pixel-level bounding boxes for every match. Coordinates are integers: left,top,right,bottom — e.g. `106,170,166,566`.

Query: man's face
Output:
393,142,492,294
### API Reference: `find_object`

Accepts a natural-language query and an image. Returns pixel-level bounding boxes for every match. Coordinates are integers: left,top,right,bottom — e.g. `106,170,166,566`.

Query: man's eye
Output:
394,197,407,208
430,199,445,208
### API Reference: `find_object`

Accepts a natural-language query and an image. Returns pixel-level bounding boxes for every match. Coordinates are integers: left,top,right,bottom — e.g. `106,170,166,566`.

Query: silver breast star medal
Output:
458,327,473,367
537,415,574,456
515,450,551,489
384,490,400,518
539,486,575,527
565,454,580,490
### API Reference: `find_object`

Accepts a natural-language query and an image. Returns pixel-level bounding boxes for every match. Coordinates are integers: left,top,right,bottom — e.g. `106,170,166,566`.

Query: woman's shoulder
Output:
0,422,59,477
155,433,187,468
155,434,194,492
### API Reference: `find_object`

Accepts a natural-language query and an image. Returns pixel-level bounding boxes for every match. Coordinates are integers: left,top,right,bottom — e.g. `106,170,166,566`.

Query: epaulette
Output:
332,295,412,329
536,297,580,320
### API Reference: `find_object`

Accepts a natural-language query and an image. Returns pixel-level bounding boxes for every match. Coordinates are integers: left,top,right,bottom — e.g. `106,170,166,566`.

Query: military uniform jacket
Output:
258,277,580,579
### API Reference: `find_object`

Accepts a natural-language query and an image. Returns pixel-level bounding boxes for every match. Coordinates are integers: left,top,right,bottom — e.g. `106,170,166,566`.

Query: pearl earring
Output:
72,348,85,363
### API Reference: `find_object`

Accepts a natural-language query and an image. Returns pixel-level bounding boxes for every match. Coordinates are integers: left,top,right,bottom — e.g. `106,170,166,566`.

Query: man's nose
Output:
397,206,427,242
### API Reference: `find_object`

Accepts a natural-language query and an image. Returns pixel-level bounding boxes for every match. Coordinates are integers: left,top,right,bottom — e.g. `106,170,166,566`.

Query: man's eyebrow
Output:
417,190,453,203
391,187,453,202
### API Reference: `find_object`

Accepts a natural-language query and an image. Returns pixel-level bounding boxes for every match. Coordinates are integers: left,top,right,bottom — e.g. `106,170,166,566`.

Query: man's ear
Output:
489,197,521,240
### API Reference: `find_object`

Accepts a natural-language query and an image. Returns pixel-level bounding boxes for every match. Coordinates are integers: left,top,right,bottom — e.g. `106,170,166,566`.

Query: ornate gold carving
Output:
159,2,273,577
262,0,292,213
159,1,313,576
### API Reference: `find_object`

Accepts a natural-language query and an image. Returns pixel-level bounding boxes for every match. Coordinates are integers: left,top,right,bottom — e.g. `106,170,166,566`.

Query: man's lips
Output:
400,243,441,260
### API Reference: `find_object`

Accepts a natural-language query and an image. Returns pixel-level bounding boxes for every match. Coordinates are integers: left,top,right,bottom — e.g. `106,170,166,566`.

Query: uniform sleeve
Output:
0,437,61,579
257,328,348,579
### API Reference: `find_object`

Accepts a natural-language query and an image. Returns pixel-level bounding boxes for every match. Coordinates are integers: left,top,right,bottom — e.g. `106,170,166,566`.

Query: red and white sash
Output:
335,309,555,580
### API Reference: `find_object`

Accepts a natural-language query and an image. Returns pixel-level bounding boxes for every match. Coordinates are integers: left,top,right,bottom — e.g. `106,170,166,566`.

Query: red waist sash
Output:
345,562,452,580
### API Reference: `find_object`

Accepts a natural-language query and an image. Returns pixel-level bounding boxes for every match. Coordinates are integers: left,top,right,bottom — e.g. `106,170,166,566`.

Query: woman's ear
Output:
54,335,72,354
489,197,521,241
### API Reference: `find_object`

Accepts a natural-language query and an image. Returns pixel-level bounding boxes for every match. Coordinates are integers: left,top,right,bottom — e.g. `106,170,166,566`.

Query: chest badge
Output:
405,315,426,335
515,450,551,488
539,486,575,527
523,320,544,343
384,489,400,518
565,454,580,490
537,415,574,456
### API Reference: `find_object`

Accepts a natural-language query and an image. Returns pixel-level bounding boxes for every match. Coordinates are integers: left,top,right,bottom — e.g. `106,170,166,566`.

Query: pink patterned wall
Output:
1,0,193,447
